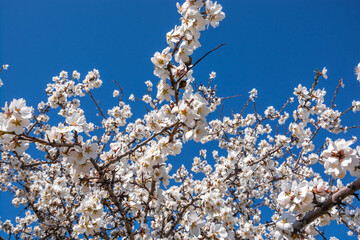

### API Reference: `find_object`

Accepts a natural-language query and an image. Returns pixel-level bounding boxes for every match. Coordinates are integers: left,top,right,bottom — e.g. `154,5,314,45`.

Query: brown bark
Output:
292,178,360,234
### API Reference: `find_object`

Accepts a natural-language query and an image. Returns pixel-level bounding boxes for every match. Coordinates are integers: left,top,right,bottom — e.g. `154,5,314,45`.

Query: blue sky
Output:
1,0,360,238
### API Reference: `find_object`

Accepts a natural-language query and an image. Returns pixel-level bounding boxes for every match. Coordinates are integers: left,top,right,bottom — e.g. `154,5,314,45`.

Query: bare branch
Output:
177,43,226,82
88,90,107,119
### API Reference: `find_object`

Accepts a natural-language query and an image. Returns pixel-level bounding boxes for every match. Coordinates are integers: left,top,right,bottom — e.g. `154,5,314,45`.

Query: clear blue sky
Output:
1,0,360,238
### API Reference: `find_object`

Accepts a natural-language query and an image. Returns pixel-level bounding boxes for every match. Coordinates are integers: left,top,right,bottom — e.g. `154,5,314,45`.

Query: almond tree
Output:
1,1,360,239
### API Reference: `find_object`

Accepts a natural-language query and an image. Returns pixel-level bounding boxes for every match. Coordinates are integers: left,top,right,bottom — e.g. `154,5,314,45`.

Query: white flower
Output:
292,182,313,212
209,71,216,79
6,114,30,134
142,95,152,104
1,98,33,134
209,223,228,239
113,90,119,97
249,88,258,101
145,80,153,91
59,70,68,79
82,141,98,159
355,62,360,82
205,0,226,28
184,212,205,236
66,112,86,133
175,44,193,63
166,26,183,49
9,98,33,119
275,213,296,239
151,47,172,68
129,94,135,101
278,180,314,213
322,67,328,79
308,153,319,164
77,195,103,219
352,100,360,112
321,139,359,178
157,80,174,103
193,124,208,142
276,217,293,233
72,70,80,80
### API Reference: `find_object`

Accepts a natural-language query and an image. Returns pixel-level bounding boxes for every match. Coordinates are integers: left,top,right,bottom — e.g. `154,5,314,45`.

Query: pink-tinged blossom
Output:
321,139,359,178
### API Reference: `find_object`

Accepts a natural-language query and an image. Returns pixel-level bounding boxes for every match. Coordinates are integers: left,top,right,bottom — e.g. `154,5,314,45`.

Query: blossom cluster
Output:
321,139,360,179
0,99,33,154
152,0,224,104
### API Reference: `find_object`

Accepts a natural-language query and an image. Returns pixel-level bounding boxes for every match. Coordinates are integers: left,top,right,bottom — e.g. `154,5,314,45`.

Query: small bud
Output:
177,80,187,89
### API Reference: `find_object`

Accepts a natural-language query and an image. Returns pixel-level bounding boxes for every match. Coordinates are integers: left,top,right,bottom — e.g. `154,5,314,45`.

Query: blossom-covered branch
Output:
1,1,360,240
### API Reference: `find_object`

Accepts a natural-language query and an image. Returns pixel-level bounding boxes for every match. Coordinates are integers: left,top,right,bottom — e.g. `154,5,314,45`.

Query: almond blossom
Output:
321,139,359,178
355,62,360,82
0,1,360,240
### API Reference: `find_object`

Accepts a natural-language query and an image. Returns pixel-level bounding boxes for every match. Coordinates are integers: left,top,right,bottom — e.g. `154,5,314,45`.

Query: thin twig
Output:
88,90,107,119
220,103,224,120
221,94,242,101
331,78,343,108
113,80,124,102
240,97,251,117
26,105,50,135
171,37,184,57
0,130,79,148
177,43,226,82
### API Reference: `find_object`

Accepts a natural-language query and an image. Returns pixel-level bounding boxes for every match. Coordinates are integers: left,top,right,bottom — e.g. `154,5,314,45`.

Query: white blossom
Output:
0,2,359,240
322,67,328,79
355,62,360,82
321,139,359,178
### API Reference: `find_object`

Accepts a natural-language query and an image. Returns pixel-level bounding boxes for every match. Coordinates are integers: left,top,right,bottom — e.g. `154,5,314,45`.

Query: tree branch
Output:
177,43,226,82
292,178,360,234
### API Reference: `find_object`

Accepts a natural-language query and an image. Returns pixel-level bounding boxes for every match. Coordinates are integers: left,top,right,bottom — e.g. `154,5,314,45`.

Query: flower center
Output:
331,150,345,161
